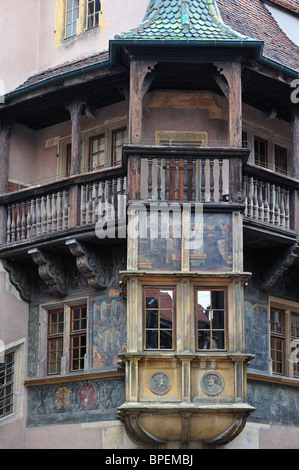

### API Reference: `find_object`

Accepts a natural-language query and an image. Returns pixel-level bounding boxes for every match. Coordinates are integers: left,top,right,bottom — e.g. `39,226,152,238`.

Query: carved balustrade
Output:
125,146,249,205
0,168,126,246
242,169,297,231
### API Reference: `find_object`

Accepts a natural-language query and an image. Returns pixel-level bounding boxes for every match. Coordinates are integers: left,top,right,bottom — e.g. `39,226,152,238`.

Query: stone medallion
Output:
201,372,224,396
149,372,172,395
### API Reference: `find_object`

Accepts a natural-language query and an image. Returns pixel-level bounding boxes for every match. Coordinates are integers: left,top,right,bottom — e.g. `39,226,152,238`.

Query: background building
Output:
0,0,298,449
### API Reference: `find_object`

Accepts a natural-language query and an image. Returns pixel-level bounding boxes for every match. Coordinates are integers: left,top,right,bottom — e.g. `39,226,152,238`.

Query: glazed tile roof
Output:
115,0,253,41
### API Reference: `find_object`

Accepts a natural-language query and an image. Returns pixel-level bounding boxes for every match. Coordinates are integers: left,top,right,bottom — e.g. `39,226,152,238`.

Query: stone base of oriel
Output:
117,353,255,448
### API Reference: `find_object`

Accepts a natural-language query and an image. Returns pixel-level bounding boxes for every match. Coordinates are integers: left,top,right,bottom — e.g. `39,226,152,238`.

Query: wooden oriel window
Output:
48,309,65,375
254,137,268,168
65,0,80,38
70,305,87,371
111,128,127,167
144,287,175,350
89,134,105,170
0,352,14,418
270,308,285,375
195,289,226,350
86,0,101,29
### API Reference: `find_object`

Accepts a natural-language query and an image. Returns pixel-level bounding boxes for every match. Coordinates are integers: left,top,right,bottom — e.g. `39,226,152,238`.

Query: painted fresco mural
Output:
27,378,125,427
137,211,233,272
91,296,127,370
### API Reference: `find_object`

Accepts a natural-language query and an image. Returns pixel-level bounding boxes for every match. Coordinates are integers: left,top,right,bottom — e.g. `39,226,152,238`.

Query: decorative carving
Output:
66,239,106,290
261,243,298,290
201,373,224,396
1,259,31,301
149,372,172,395
28,248,67,296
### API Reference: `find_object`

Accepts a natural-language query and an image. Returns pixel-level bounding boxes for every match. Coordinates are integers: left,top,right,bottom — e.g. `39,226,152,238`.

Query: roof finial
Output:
181,1,190,31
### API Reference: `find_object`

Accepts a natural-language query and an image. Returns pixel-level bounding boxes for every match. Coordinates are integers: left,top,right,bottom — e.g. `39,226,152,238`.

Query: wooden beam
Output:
127,59,157,200
214,62,242,148
0,122,12,244
291,105,299,233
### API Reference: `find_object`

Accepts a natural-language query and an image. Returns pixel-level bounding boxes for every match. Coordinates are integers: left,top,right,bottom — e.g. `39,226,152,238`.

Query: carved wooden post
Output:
214,61,242,148
0,121,12,244
127,59,157,201
291,105,299,232
66,99,85,227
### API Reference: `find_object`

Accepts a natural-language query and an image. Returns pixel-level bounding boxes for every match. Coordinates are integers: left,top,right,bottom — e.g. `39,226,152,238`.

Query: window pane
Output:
197,291,211,310
160,309,172,329
146,331,158,349
146,310,158,328
160,330,172,349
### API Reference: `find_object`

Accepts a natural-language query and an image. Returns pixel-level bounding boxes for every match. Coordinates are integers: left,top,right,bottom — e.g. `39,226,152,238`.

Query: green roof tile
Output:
115,0,254,41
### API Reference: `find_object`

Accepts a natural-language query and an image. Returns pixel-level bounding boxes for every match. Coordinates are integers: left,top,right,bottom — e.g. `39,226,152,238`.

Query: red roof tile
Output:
217,0,299,72
265,0,299,15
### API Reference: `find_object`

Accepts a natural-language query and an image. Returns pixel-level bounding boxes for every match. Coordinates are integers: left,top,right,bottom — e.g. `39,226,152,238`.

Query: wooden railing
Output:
242,169,296,230
1,168,126,245
125,146,250,204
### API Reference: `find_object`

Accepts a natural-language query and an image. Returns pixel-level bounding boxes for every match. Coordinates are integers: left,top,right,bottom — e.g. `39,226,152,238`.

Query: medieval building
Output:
0,0,298,449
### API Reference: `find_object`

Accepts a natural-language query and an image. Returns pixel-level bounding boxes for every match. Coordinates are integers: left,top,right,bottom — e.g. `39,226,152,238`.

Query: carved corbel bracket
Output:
28,248,67,297
1,259,31,302
261,243,298,290
66,239,106,290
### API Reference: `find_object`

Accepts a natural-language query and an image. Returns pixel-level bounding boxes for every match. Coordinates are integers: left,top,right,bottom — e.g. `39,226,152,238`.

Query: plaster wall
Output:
0,0,40,94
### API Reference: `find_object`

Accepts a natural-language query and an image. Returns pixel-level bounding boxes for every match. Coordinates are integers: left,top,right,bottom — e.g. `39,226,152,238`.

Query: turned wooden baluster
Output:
191,158,196,201
280,188,285,228
174,158,179,202
183,158,188,202
269,184,275,225
157,158,162,201
16,202,21,241
247,177,253,217
113,178,118,222
165,158,170,201
274,186,279,225
31,198,37,237
58,192,63,231
200,158,206,202
36,197,42,235
64,190,69,229
21,201,26,240
209,159,215,202
263,182,269,223
42,196,47,234
94,181,99,223
52,194,57,232
252,179,258,220
11,203,16,242
26,200,32,239
258,181,263,221
219,159,224,202
6,204,11,243
285,190,290,229
148,157,153,200
48,194,52,233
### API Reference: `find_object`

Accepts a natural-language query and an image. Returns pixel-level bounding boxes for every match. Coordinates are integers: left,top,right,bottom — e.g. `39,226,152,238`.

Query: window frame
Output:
86,0,101,30
64,0,80,39
269,297,299,378
0,351,15,419
42,299,88,377
194,287,228,351
143,286,176,351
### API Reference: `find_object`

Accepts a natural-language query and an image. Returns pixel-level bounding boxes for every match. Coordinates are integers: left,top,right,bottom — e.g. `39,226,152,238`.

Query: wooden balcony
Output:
0,167,126,251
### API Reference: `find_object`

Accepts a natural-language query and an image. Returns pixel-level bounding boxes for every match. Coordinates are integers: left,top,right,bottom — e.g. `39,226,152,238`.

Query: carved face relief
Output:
201,373,224,396
149,372,172,395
